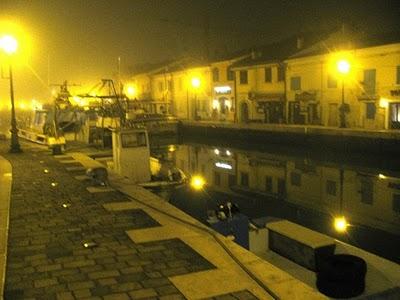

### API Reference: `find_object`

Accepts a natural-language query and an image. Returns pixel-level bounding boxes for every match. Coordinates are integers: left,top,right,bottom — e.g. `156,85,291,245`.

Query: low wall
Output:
179,121,400,155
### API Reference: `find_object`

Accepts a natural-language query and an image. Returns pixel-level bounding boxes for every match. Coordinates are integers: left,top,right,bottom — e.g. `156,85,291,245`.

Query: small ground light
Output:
44,169,49,174
51,182,58,187
334,216,349,233
62,203,71,208
226,150,231,156
214,149,220,155
378,174,387,179
190,175,206,190
83,242,97,248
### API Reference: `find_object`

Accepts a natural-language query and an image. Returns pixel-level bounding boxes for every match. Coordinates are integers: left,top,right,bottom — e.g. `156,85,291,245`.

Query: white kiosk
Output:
112,128,151,183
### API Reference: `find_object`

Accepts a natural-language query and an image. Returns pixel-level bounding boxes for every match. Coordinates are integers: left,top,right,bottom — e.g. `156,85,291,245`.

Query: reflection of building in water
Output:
235,153,286,198
172,144,400,235
286,160,341,212
343,172,400,235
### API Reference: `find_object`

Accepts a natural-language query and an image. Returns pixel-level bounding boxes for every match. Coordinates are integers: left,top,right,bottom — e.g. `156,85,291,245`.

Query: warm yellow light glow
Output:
337,59,350,74
126,86,136,97
190,175,206,190
0,35,18,55
168,145,176,152
379,98,389,108
18,102,27,110
191,77,201,88
214,148,220,155
226,150,231,156
378,174,387,179
212,99,219,110
31,99,42,110
334,216,349,233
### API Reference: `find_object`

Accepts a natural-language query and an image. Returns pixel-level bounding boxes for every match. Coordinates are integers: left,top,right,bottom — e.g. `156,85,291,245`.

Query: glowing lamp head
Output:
191,77,201,88
0,35,18,55
337,59,350,75
334,216,348,233
127,86,136,97
190,175,205,190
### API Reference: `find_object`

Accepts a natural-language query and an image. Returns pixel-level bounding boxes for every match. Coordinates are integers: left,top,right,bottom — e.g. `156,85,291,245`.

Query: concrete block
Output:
267,220,335,271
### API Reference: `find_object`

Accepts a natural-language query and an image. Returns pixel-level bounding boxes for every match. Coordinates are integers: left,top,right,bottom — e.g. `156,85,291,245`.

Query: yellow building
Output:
209,53,251,122
231,36,317,123
285,30,400,129
129,59,211,120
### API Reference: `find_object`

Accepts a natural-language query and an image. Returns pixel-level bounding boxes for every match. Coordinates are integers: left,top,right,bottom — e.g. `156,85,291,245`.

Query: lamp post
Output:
337,59,350,128
191,77,201,120
0,35,21,153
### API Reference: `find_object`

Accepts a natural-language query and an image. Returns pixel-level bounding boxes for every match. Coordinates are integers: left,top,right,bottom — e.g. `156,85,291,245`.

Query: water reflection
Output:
151,141,400,263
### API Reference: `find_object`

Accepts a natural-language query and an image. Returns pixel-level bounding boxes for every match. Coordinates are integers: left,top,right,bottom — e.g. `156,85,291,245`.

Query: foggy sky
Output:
0,0,399,102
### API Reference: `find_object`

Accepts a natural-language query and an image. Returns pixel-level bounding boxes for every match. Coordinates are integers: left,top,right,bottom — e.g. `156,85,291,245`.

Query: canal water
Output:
149,136,400,264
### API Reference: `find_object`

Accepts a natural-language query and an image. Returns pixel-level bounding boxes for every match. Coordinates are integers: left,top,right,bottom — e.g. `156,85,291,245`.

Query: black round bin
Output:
316,254,367,298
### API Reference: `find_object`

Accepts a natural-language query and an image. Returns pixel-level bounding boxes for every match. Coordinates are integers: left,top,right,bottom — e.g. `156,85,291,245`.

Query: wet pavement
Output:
1,142,258,300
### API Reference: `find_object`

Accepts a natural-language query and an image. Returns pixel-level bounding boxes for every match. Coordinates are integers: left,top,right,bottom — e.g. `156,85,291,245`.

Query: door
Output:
240,102,249,123
328,103,338,127
389,103,400,129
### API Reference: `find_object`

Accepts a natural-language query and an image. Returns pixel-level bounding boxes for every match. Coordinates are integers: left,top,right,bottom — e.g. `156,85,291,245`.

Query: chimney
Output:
297,36,304,49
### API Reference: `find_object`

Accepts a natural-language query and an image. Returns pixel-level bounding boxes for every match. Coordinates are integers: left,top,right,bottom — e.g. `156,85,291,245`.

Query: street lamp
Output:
0,35,21,152
337,59,350,128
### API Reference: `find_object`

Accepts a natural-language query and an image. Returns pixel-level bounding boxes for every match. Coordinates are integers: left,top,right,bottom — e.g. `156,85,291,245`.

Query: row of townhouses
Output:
128,28,400,130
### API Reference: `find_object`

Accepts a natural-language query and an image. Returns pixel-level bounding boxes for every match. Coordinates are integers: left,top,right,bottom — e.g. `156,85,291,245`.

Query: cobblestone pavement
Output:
1,141,253,300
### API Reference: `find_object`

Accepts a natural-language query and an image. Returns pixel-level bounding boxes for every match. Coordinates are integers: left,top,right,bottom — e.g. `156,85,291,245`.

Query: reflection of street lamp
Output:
190,175,206,190
337,59,350,128
334,216,349,233
0,35,21,153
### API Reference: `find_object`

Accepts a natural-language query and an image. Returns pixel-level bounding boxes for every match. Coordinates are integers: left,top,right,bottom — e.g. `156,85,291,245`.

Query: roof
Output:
288,28,400,60
231,32,327,69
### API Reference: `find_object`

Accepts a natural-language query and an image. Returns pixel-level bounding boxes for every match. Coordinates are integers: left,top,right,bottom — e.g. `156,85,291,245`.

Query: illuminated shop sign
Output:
215,162,233,170
214,86,232,94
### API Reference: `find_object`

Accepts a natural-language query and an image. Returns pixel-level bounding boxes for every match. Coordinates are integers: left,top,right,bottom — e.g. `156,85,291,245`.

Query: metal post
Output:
9,64,21,153
339,79,346,128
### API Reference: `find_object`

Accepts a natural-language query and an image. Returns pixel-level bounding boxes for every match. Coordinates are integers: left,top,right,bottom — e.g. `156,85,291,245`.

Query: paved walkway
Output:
1,141,325,300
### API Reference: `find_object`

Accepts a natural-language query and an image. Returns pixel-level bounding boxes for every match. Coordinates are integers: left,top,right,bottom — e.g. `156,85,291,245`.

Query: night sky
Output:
0,0,399,102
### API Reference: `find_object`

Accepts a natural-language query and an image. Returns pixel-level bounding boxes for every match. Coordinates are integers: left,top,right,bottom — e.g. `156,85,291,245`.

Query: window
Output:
397,66,400,85
327,74,337,88
265,67,272,83
265,176,273,193
214,171,221,186
121,132,147,148
360,177,373,205
228,175,236,187
277,179,286,197
212,68,219,82
393,194,400,213
290,76,301,91
366,103,376,119
240,70,248,84
158,81,163,92
227,68,234,81
240,172,249,187
363,69,376,94
277,65,285,82
290,172,301,186
326,180,337,196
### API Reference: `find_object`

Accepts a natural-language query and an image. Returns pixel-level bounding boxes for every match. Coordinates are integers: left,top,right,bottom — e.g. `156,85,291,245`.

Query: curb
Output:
0,155,12,300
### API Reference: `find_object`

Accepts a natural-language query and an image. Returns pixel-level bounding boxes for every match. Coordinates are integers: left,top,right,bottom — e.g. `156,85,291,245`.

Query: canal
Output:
149,135,400,264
